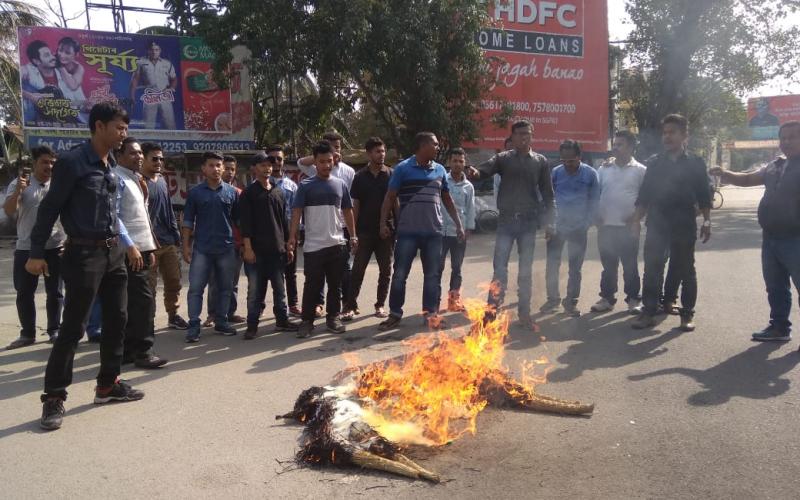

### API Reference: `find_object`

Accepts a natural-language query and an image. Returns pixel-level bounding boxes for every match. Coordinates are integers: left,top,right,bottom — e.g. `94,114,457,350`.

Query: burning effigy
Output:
276,300,594,482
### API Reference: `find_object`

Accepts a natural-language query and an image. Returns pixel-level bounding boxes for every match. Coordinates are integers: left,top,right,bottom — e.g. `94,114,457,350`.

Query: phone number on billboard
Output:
481,100,576,114
160,141,254,152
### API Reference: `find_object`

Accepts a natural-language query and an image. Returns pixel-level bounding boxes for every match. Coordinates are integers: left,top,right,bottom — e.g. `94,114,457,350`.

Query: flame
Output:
350,298,549,446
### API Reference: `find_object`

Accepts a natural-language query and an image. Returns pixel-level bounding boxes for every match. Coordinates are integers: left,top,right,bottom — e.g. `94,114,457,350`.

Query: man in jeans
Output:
342,137,394,320
468,120,555,329
182,152,240,342
541,140,599,317
378,132,464,331
631,114,712,332
240,152,300,339
140,142,188,329
4,146,65,349
711,121,800,345
288,141,357,338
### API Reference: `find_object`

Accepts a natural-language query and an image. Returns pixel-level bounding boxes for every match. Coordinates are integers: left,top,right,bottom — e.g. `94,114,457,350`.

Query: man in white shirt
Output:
591,130,647,314
130,41,177,130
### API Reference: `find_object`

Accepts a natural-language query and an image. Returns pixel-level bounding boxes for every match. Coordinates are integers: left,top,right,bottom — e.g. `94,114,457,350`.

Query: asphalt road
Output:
1,186,798,499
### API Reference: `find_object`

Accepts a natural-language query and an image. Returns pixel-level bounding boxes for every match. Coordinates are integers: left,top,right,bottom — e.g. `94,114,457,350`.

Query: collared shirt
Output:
275,175,298,223
551,163,600,232
6,177,66,251
137,57,176,90
441,172,475,237
145,174,181,246
239,177,288,255
30,141,120,259
350,164,393,237
477,149,555,224
389,156,449,236
293,176,353,253
636,151,712,238
182,181,239,254
597,158,647,226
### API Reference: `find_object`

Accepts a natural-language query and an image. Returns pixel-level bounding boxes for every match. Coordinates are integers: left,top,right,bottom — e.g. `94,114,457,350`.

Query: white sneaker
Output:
627,299,643,315
590,298,614,313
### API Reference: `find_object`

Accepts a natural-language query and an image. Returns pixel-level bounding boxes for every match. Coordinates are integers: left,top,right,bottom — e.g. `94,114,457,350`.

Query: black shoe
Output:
134,353,168,369
40,397,65,430
94,380,145,404
752,326,791,342
326,318,346,334
296,321,314,338
679,315,696,332
244,325,258,340
378,315,402,331
539,299,560,314
168,314,189,330
6,336,35,350
275,318,301,332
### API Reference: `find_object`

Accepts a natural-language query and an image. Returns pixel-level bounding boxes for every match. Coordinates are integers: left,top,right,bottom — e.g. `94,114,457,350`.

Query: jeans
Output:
318,228,352,308
13,248,63,338
301,245,348,322
44,244,128,398
86,299,102,338
641,228,697,317
345,233,393,311
148,244,182,316
123,251,155,358
488,217,537,317
761,235,800,332
208,249,242,318
284,252,299,307
388,234,442,318
246,252,289,327
187,248,237,331
439,236,466,292
545,228,588,304
598,225,641,304
663,255,681,305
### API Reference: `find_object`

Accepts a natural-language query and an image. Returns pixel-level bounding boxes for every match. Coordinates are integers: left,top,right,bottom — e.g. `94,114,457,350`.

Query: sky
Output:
24,0,800,96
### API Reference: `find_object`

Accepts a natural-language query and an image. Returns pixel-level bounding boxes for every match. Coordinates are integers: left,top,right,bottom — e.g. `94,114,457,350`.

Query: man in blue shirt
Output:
378,132,464,331
541,140,600,317
181,151,240,342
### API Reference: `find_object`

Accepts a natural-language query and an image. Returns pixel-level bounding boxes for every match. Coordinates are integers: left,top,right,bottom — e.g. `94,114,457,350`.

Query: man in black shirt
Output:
27,102,145,431
632,114,712,332
342,137,394,320
240,153,301,339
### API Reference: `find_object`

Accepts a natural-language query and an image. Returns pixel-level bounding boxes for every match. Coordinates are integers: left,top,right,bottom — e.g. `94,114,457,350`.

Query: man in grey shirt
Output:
469,120,555,328
3,146,66,349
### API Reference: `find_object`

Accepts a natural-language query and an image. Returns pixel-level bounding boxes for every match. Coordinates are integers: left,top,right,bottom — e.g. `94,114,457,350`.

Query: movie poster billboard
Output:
748,95,800,140
475,0,609,152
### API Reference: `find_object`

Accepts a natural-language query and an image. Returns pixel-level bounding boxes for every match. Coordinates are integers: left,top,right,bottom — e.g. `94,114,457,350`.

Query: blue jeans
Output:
439,236,466,291
761,235,800,332
388,234,443,318
488,217,537,316
208,250,243,318
246,253,288,327
545,228,588,304
187,248,237,332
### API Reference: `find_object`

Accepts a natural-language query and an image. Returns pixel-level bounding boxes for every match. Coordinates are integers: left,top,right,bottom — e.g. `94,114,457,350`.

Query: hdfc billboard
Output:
748,94,800,140
476,0,609,152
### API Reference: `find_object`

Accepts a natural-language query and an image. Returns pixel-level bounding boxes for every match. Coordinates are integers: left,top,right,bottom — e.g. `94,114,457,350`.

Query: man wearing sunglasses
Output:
27,102,145,431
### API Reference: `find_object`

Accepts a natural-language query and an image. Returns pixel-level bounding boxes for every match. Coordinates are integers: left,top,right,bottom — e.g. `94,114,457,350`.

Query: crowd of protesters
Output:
4,101,800,431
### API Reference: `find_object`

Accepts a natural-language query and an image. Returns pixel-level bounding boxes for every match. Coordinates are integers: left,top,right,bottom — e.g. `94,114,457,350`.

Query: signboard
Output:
475,0,609,152
748,95,800,140
18,26,254,151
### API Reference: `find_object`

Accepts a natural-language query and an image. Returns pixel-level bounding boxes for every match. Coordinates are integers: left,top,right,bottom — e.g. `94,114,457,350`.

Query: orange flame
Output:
350,298,549,446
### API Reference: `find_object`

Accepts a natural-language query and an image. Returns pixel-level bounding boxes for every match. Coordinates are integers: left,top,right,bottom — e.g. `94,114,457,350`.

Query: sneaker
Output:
539,299,560,314
40,397,65,430
275,318,301,332
661,300,678,316
229,314,246,324
378,315,402,331
134,353,168,369
326,318,346,334
423,313,448,330
627,299,643,315
214,323,237,336
340,310,356,322
296,321,314,338
632,313,656,329
374,307,388,318
590,298,614,313
289,305,302,317
315,305,325,318
94,379,145,404
447,290,465,312
752,326,791,342
6,336,35,350
185,330,201,343
168,314,189,330
562,300,581,318
680,315,696,332
516,315,538,331
244,325,258,340
202,316,215,328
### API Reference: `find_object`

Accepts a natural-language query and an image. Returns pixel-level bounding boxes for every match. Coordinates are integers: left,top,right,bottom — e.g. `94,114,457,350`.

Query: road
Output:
1,186,798,499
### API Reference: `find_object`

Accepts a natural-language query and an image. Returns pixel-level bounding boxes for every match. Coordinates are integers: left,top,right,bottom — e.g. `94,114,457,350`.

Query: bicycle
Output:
711,187,724,209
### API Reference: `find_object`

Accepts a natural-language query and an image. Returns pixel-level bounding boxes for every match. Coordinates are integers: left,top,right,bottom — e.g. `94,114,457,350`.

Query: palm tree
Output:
0,0,46,126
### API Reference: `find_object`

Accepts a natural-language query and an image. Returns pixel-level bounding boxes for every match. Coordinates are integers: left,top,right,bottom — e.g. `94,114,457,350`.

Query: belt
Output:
67,236,119,248
499,211,537,220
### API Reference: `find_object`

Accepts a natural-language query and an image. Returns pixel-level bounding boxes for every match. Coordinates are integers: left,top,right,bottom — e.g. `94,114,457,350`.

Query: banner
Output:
748,95,800,140
475,0,609,152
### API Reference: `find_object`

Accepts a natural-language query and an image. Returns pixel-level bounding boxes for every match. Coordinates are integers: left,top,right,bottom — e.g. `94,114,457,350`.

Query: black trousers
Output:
301,245,347,322
13,248,63,338
44,243,127,399
642,228,697,317
284,251,299,307
345,233,393,311
123,251,155,358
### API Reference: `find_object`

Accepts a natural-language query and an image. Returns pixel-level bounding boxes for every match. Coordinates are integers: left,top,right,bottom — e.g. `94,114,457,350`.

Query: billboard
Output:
18,26,254,151
475,0,609,152
748,95,800,140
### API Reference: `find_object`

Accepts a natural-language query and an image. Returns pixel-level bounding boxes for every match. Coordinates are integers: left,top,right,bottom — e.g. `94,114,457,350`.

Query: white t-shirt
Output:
597,158,647,226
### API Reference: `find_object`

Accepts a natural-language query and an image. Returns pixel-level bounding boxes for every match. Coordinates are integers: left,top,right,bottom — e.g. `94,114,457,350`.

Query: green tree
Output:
0,0,46,125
